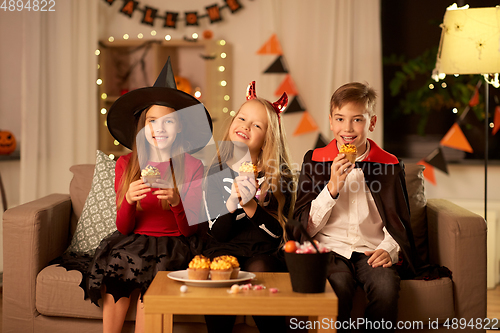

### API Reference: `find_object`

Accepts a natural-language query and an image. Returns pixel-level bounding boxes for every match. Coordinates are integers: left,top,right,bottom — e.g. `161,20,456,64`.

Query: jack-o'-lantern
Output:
174,76,192,95
0,130,16,155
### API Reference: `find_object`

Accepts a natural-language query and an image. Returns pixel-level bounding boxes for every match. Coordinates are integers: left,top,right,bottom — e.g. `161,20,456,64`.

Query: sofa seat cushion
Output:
36,265,246,326
36,264,136,320
398,277,454,323
351,277,454,324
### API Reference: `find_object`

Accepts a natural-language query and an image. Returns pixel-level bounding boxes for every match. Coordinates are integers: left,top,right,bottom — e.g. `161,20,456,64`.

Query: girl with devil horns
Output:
202,81,296,333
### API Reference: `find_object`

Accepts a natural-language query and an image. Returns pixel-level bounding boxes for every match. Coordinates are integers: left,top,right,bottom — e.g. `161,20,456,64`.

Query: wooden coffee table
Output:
144,271,338,333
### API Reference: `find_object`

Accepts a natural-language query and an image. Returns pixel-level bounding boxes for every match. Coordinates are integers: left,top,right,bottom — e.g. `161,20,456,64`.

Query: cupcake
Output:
219,255,240,279
141,165,161,184
187,255,210,280
239,161,258,180
339,144,357,164
210,257,233,280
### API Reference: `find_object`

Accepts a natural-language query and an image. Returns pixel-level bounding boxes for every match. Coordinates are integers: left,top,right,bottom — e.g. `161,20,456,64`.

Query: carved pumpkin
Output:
174,76,192,95
0,130,16,155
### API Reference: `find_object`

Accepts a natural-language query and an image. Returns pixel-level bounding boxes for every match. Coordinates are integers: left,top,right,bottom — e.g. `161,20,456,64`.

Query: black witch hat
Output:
106,57,213,152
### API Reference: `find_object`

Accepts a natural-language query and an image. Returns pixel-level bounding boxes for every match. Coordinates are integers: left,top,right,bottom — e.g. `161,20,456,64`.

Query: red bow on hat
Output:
246,81,288,119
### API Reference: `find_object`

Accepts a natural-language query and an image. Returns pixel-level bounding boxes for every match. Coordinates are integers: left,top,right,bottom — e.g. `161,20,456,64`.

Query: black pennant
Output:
225,0,243,13
206,4,222,23
120,0,138,17
264,56,288,73
286,96,306,113
315,133,329,149
141,6,157,26
164,12,178,28
424,147,448,174
185,11,199,26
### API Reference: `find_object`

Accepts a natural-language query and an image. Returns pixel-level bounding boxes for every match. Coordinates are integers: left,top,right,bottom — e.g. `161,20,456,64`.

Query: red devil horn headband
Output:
246,81,288,118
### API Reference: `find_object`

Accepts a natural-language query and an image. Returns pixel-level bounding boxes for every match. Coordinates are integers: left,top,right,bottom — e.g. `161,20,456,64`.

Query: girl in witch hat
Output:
202,81,295,333
87,57,212,333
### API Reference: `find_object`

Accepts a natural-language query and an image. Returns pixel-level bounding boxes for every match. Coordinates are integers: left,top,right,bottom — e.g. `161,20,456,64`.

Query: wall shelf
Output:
97,39,233,159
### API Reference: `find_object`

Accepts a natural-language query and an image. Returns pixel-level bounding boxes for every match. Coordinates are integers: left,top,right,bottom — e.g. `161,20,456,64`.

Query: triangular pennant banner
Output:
440,123,473,153
315,133,329,149
286,96,306,113
293,111,318,136
493,105,500,135
417,160,437,186
458,107,485,155
264,56,288,73
275,75,298,96
424,147,448,174
256,34,283,55
469,86,480,107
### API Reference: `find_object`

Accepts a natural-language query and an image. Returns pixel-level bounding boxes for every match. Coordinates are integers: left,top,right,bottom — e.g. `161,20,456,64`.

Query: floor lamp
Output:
433,4,500,221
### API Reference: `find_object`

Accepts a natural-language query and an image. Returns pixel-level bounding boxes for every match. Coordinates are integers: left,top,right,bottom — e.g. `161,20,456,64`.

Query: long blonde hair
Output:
209,98,296,240
117,105,185,211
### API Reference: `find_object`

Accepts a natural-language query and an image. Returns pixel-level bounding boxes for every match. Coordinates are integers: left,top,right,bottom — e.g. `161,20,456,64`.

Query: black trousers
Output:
327,252,400,333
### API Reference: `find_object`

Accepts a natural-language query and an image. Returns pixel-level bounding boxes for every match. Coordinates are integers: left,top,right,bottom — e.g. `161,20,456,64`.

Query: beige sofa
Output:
3,163,487,333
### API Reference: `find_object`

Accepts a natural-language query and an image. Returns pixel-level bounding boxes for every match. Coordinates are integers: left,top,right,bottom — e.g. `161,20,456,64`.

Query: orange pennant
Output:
293,111,319,136
417,160,436,185
469,87,480,107
440,123,473,153
275,75,298,96
493,105,500,135
256,34,283,55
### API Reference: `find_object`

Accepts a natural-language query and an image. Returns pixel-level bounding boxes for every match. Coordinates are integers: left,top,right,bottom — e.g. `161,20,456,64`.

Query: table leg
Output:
145,313,164,333
163,313,173,333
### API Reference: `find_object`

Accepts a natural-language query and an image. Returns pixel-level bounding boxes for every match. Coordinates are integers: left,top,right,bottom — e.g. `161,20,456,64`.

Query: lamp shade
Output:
434,4,500,75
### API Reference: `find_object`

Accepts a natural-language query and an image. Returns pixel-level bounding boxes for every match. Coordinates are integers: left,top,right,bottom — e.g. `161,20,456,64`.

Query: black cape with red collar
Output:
293,139,443,279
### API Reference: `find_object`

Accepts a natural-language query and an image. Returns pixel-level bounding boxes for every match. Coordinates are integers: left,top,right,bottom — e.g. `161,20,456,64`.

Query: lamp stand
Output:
484,79,489,222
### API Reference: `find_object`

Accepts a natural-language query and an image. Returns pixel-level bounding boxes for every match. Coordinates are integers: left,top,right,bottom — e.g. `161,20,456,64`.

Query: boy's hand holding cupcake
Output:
327,145,356,198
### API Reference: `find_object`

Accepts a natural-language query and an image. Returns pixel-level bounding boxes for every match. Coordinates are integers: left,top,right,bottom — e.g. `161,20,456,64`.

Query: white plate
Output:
167,270,256,287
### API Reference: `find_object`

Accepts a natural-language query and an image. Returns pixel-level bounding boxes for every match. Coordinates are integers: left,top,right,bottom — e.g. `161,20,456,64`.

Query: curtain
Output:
257,0,383,165
20,0,99,204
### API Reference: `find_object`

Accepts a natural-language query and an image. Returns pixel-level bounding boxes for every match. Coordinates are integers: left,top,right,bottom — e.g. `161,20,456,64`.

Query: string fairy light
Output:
96,35,234,154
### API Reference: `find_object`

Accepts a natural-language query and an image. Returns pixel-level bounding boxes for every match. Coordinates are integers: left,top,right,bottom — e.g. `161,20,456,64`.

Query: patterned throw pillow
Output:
67,150,117,255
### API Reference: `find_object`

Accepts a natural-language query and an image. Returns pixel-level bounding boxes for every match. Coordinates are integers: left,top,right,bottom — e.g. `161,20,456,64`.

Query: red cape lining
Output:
312,139,399,164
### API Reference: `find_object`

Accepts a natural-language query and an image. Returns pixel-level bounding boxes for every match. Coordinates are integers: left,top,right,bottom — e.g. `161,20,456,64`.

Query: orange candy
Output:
284,240,298,253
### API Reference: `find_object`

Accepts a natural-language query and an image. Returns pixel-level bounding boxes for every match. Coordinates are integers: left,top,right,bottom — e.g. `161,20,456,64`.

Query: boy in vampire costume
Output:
292,82,450,332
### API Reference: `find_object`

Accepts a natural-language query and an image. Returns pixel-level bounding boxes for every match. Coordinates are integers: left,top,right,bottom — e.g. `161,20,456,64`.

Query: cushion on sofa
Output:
404,163,429,264
69,164,95,236
67,150,117,254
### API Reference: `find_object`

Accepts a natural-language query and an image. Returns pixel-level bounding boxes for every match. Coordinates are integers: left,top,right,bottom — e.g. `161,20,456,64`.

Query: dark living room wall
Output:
381,0,500,161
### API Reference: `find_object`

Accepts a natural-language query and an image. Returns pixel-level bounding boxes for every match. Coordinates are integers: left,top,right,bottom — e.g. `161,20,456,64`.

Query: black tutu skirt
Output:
86,230,200,305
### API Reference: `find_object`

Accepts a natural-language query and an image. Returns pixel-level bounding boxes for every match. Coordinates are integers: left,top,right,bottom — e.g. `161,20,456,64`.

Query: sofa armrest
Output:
2,194,72,327
426,198,487,321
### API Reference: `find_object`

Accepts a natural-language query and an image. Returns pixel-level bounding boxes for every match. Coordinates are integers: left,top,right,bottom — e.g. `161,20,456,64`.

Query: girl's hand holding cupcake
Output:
153,188,180,207
226,175,257,213
125,179,151,204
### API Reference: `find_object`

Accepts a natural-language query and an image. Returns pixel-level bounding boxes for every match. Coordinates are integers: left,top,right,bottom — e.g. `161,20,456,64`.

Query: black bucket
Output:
285,251,332,293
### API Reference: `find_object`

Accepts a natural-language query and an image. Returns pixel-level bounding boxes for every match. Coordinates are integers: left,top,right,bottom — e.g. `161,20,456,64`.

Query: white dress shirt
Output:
307,142,400,263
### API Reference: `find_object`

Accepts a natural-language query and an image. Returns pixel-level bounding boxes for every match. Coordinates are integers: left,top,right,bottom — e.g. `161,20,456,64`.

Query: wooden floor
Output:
0,285,498,330
488,284,500,322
